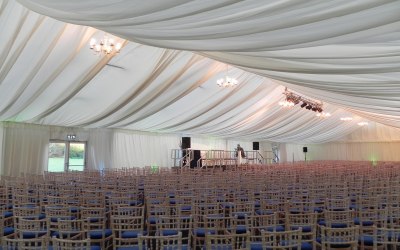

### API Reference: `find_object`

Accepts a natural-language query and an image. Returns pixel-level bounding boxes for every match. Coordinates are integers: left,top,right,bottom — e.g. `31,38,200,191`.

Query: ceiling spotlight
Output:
279,100,295,108
340,117,353,121
300,102,307,108
316,112,331,118
306,105,312,110
311,107,317,112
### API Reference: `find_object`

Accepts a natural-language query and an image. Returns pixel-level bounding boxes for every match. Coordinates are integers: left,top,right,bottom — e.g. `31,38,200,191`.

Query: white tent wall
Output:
281,122,400,162
283,142,400,163
190,136,227,151
2,122,50,176
87,129,114,171
111,130,180,169
0,123,4,175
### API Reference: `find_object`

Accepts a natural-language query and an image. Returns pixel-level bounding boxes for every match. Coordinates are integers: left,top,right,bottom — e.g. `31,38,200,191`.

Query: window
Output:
48,141,86,172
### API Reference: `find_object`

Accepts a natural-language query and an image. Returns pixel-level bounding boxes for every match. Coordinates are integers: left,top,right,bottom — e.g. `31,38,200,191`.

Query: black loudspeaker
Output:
253,142,259,150
303,147,308,153
191,150,202,168
181,137,191,149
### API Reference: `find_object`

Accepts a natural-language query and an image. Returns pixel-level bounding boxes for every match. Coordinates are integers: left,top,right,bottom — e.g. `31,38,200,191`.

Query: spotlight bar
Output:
279,88,324,114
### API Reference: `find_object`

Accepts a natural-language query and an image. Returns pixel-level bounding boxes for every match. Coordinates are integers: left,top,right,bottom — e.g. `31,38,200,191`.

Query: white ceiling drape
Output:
2,0,399,142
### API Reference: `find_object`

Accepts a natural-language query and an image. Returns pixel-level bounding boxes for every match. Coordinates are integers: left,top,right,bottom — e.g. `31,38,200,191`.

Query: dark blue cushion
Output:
222,203,234,208
89,218,100,223
148,217,158,224
3,211,13,218
234,212,247,219
22,231,47,239
3,227,14,235
291,225,312,233
89,229,112,239
313,207,324,213
129,201,142,206
236,225,247,234
255,210,273,215
301,242,313,250
318,220,348,228
161,229,179,236
116,247,140,250
69,207,80,213
163,245,188,250
121,230,141,238
209,244,232,250
264,225,285,232
180,205,191,211
51,231,80,238
194,228,215,237
250,242,263,250
359,235,374,246
90,246,101,250
50,216,75,222
354,218,374,226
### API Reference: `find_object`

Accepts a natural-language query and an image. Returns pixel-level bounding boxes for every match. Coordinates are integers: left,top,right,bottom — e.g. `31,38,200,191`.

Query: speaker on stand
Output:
181,137,191,149
253,142,259,151
303,147,308,162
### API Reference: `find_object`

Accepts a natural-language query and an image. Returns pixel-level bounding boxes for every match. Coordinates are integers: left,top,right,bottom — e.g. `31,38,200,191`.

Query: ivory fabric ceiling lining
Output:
1,0,399,142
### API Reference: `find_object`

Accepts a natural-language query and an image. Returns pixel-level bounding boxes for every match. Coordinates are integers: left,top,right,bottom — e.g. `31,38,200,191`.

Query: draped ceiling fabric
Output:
1,0,399,143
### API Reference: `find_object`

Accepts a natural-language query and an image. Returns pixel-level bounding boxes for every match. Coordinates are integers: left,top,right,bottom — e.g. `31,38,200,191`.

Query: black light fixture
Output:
279,87,324,114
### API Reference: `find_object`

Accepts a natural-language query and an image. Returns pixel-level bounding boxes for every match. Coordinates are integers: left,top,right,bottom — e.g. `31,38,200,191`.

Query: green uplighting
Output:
151,164,159,173
369,155,378,167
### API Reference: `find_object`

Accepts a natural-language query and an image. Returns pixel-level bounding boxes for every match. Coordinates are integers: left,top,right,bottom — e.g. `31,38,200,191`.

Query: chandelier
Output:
89,34,122,55
217,65,238,87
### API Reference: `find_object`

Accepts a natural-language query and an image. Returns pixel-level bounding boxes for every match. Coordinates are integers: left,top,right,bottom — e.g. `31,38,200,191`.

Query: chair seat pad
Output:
4,227,14,236
194,228,215,237
291,225,312,233
359,235,374,246
22,231,48,239
69,207,80,213
161,229,179,236
162,245,188,250
263,225,285,232
3,211,13,218
89,229,112,239
354,218,374,226
301,242,313,250
236,225,247,234
250,242,263,250
50,216,75,222
121,230,142,238
318,220,348,228
116,247,140,250
180,205,192,211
